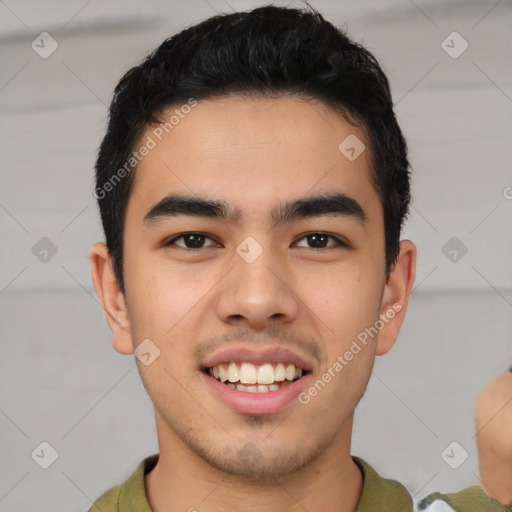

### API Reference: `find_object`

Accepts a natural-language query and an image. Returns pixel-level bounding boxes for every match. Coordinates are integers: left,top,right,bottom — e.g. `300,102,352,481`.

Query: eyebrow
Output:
143,192,367,227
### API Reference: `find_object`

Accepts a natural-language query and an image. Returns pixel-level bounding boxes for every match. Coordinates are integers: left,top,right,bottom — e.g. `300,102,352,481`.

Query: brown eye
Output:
166,233,218,249
294,233,345,249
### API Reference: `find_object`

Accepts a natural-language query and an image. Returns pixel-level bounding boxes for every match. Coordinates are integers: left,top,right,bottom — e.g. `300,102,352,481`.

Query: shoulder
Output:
354,456,511,511
414,486,512,511
88,454,159,512
475,371,512,451
88,484,122,512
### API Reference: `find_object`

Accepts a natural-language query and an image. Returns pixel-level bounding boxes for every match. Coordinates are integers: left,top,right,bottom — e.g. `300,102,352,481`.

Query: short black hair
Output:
94,4,411,297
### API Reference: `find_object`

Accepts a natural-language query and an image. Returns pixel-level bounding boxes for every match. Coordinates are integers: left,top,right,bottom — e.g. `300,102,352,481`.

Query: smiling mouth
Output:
204,362,307,393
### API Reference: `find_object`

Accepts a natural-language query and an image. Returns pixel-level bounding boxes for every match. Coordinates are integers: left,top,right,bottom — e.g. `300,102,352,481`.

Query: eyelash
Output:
163,232,348,250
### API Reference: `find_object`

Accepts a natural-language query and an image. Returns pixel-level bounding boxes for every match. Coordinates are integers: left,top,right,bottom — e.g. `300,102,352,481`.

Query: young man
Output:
89,6,511,511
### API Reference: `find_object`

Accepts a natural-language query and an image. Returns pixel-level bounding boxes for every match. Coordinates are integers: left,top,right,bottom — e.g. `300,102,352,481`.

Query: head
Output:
90,5,416,480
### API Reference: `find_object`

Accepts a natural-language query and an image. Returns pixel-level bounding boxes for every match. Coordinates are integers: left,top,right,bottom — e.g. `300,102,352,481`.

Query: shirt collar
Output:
117,453,413,512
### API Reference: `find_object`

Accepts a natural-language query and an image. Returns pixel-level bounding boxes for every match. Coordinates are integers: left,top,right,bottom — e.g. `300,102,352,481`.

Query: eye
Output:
294,233,346,249
164,232,220,249
163,232,346,250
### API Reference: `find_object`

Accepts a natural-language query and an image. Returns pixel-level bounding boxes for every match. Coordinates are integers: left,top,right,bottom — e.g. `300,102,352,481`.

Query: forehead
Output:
126,95,381,226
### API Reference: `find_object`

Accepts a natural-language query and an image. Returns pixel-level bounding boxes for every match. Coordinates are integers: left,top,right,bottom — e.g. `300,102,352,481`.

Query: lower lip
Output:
201,372,310,415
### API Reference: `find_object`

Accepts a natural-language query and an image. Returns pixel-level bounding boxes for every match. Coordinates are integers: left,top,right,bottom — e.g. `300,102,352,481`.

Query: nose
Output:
215,244,299,330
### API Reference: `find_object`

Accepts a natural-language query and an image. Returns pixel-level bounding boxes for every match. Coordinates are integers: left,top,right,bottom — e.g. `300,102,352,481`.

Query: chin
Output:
202,444,314,482
181,429,330,482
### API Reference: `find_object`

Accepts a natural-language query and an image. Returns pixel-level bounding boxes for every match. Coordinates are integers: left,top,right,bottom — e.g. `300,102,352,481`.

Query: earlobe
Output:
89,241,134,355
376,239,417,356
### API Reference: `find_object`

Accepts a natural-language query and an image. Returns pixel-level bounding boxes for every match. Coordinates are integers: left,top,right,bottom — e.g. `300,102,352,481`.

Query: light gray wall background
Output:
0,0,511,510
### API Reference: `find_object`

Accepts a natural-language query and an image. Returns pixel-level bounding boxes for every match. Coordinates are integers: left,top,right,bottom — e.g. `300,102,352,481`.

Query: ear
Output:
89,241,134,355
375,239,417,356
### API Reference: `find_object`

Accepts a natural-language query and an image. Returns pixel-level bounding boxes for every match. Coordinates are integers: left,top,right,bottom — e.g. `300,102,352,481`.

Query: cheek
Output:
125,252,217,340
299,261,383,342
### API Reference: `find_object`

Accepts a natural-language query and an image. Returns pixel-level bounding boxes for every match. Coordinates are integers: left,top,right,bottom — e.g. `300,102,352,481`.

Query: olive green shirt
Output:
89,453,511,512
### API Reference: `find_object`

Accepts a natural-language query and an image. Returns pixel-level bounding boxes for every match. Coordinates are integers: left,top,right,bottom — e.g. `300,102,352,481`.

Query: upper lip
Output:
201,346,314,372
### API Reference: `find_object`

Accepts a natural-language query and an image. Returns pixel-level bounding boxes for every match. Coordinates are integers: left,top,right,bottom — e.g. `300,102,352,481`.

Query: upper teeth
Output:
210,362,303,384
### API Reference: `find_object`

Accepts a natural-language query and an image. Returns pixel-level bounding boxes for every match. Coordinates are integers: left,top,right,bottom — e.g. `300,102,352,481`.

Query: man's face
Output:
119,95,394,479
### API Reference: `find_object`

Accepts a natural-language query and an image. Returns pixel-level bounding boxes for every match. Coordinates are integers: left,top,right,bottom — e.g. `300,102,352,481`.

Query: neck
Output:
145,413,363,512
